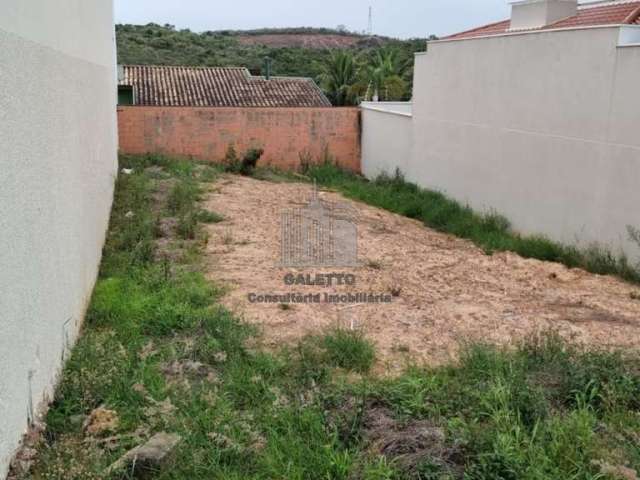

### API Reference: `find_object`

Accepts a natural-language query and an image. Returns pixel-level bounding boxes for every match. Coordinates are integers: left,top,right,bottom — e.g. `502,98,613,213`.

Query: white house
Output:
362,0,640,260
0,2,117,476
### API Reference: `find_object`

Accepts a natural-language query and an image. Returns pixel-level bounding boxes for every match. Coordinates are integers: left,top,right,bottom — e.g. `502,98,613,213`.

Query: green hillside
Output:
116,24,430,102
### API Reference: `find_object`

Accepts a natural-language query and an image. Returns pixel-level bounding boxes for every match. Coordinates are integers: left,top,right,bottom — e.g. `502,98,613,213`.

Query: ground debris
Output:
83,407,119,436
592,460,639,480
361,406,464,478
161,359,219,387
143,397,176,418
7,419,46,479
106,432,181,478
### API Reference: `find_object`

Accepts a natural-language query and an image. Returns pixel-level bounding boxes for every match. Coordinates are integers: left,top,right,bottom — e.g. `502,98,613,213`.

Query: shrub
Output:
240,148,264,176
223,143,241,173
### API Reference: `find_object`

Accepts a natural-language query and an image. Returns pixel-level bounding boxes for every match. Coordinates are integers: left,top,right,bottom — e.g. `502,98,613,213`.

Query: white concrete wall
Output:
362,26,640,261
0,1,117,476
361,104,413,178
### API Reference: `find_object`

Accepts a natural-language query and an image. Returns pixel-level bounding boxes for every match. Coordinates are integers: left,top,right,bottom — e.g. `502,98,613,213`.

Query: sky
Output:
114,0,511,39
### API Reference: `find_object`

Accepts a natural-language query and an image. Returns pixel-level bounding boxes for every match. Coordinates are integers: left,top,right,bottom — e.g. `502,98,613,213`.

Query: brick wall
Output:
117,106,361,172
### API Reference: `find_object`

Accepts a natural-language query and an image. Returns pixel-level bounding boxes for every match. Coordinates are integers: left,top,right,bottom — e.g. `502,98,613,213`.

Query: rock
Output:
106,432,181,478
121,168,134,175
84,407,119,436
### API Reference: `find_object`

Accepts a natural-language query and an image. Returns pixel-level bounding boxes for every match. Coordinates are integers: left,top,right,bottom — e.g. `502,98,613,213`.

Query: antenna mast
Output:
367,6,373,36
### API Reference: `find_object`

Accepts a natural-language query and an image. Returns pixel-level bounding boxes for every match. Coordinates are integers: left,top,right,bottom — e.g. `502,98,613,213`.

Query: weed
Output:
177,210,198,239
198,165,220,183
366,259,383,270
222,229,234,245
197,209,224,224
303,163,640,284
322,328,376,373
299,149,313,173
167,181,199,215
222,144,264,176
222,143,240,173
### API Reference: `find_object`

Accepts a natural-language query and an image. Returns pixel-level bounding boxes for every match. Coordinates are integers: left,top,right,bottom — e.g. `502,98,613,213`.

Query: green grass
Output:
303,163,640,284
197,209,225,224
25,155,640,480
322,329,376,374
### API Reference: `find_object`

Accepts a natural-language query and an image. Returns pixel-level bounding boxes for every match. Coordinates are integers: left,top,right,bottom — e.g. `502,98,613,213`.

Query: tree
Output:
361,48,409,101
318,50,360,106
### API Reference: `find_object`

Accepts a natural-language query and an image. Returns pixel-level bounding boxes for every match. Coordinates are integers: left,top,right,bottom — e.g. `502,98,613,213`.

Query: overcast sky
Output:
114,0,511,39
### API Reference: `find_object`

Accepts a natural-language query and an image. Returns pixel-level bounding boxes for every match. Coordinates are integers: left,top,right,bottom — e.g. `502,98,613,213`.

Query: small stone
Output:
125,211,135,218
106,432,181,478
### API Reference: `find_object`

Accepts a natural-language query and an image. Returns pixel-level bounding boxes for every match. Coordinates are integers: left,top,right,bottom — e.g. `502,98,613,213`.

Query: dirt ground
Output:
203,175,640,374
237,33,369,49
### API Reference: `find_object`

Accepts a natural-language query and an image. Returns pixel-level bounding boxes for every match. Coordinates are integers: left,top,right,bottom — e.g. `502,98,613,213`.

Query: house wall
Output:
362,26,640,260
361,104,413,179
0,2,117,476
118,106,361,172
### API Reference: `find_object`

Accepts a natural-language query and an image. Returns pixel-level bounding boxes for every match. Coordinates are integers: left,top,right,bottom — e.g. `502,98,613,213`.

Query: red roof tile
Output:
119,65,332,108
444,1,640,40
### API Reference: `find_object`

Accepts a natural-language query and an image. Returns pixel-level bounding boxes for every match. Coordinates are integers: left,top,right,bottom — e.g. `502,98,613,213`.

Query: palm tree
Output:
318,50,360,106
362,48,408,102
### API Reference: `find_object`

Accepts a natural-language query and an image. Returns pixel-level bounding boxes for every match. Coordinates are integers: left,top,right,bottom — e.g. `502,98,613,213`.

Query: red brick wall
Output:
117,106,361,172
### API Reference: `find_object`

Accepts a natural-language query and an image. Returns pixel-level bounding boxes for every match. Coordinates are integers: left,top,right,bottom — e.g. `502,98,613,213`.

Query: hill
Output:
116,24,427,82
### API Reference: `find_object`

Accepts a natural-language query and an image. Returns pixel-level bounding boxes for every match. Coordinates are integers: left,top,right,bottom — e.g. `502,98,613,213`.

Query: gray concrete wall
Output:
362,26,640,261
0,2,117,475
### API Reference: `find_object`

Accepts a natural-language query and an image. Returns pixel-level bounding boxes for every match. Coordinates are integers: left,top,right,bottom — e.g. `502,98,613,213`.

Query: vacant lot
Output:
205,175,640,372
21,157,640,480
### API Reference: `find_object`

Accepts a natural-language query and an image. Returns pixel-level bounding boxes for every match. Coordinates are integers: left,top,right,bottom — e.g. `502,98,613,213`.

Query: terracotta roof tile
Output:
444,1,640,40
119,65,332,107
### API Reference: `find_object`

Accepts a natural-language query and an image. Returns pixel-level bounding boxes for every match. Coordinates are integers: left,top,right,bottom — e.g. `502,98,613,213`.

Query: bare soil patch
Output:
203,175,640,373
237,33,371,49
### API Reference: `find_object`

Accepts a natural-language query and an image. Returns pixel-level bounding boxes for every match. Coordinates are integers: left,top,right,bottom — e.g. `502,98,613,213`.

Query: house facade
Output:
362,0,640,260
0,2,118,475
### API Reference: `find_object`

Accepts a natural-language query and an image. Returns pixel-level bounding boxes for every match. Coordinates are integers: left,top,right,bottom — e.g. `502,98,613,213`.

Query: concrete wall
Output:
118,106,361,172
361,104,413,179
0,1,117,476
363,26,640,260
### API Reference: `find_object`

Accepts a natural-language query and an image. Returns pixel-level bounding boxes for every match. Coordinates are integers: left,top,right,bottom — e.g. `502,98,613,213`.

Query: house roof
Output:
118,65,332,108
444,0,640,40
